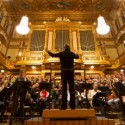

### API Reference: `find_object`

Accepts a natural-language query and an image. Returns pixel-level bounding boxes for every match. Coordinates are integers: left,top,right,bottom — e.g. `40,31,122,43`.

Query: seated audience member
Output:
0,77,13,122
0,78,9,112
107,90,120,111
75,87,91,108
57,89,62,109
30,82,39,111
0,78,9,92
113,77,125,116
24,91,34,115
75,90,82,108
50,87,59,108
88,82,108,116
87,82,101,107
25,91,33,106
39,88,49,115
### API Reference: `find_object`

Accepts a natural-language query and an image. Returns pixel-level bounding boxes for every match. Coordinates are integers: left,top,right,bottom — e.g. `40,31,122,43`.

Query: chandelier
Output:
16,16,30,35
96,16,110,35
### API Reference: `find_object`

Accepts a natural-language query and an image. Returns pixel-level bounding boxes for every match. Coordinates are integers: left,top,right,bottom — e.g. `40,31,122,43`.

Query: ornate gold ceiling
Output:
2,0,121,24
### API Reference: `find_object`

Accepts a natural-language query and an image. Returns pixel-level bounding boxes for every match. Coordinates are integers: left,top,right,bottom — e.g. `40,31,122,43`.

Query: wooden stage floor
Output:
25,109,125,125
25,117,125,125
0,109,125,125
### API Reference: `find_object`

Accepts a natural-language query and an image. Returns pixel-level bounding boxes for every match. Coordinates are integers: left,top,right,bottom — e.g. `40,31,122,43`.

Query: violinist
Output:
107,89,120,111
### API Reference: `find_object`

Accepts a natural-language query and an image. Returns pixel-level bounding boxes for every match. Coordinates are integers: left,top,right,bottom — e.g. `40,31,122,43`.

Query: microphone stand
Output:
48,67,52,109
83,66,87,99
84,66,90,109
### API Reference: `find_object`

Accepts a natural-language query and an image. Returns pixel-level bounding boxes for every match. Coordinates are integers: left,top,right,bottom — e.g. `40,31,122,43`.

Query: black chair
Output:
92,92,109,116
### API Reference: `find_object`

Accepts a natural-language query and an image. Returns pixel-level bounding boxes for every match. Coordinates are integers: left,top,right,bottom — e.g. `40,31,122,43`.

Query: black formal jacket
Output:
47,49,79,69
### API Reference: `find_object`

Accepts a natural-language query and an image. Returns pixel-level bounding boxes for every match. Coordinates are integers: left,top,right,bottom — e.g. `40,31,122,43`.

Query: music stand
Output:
98,86,110,92
114,82,125,96
9,80,31,125
93,92,108,98
113,82,125,117
39,81,51,91
82,83,93,90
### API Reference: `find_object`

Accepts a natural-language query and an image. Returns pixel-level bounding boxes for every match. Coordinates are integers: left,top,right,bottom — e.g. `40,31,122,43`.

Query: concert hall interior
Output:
0,0,125,125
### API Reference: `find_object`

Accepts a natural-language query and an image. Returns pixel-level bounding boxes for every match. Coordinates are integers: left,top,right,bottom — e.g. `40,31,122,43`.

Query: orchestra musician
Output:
0,77,9,121
39,88,49,115
88,82,108,116
107,89,120,111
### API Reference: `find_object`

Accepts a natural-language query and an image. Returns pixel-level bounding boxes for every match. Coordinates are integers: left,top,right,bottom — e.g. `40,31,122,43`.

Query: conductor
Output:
46,44,79,109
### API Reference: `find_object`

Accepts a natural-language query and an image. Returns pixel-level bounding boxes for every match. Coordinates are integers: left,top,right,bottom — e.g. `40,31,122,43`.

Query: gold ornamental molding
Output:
15,51,44,66
111,53,125,69
82,51,111,65
39,21,82,30
31,22,95,31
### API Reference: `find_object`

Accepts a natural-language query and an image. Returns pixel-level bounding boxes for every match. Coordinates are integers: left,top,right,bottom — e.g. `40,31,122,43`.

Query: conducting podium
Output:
24,109,115,125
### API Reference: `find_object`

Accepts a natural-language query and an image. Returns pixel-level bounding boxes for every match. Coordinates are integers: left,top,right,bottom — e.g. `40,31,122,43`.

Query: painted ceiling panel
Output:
1,0,121,23
3,0,119,11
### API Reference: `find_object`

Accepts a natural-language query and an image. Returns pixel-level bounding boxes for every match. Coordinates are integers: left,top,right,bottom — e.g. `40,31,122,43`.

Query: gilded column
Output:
93,28,100,55
48,30,53,51
69,29,73,50
26,29,32,51
72,30,78,52
44,29,49,50
53,29,56,51
77,29,81,53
